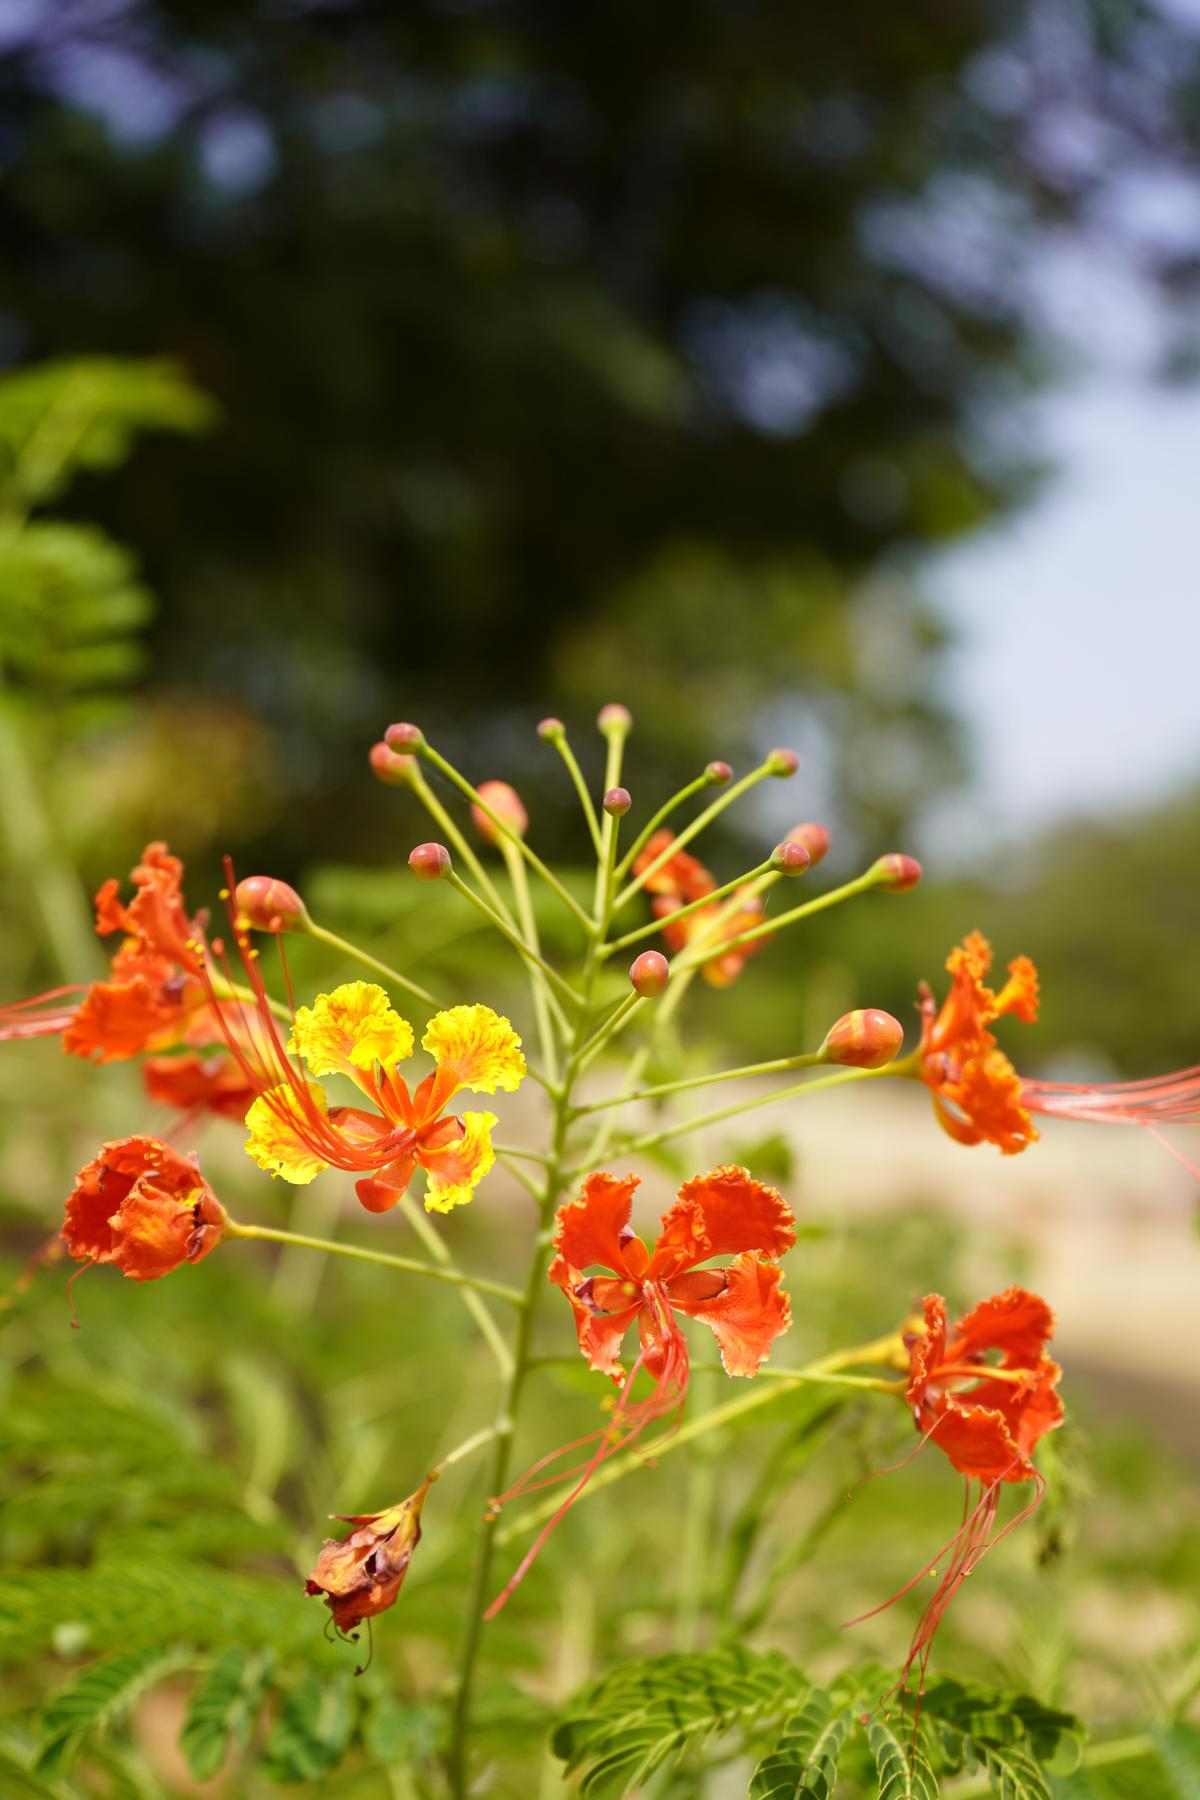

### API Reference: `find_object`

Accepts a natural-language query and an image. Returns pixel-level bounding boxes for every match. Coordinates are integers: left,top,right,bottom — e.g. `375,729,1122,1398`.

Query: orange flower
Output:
550,1164,795,1382
63,842,213,1064
906,1287,1062,1485
849,1285,1062,1705
916,931,1040,1155
632,830,766,987
63,1136,227,1282
305,1478,431,1636
486,1166,794,1617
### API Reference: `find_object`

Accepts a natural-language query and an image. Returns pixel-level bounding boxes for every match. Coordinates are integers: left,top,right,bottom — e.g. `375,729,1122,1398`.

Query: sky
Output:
926,375,1200,858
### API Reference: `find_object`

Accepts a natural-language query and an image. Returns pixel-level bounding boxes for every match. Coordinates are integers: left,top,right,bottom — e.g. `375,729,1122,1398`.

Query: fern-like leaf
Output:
36,1646,188,1776
866,1714,940,1800
749,1686,853,1799
179,1648,270,1783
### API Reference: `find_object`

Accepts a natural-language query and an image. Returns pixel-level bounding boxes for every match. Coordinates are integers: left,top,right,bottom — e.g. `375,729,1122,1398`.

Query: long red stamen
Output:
485,1328,689,1618
1022,1068,1200,1125
0,985,87,1040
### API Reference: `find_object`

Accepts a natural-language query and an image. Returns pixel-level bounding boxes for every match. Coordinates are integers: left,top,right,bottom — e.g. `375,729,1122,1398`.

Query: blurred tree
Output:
1,1,1197,856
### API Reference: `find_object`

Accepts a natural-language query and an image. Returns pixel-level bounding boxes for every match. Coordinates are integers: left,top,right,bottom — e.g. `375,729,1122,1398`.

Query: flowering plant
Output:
5,703,1198,1798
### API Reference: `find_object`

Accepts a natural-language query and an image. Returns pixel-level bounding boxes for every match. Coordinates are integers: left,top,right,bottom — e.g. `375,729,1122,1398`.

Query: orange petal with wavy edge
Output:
905,1292,949,1410
924,1401,1029,1485
63,1135,225,1282
553,1171,640,1277
670,1251,791,1376
953,1051,1038,1155
418,1109,497,1213
650,1164,795,1277
952,1286,1055,1367
62,976,182,1063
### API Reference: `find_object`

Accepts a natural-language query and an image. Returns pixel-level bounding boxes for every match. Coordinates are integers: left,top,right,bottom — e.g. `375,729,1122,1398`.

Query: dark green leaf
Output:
749,1687,854,1799
36,1647,187,1776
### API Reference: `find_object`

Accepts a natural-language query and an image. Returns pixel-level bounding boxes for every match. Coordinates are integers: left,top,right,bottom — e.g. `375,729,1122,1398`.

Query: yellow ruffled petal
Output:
244,1083,331,1183
289,981,414,1078
420,1005,525,1097
420,1110,498,1213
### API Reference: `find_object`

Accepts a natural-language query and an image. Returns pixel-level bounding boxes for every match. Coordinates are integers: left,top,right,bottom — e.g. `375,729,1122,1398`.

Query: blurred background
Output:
1,3,1199,1794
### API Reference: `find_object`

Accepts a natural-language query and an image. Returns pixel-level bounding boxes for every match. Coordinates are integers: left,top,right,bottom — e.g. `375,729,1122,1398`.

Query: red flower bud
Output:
603,786,631,817
787,822,831,868
235,875,308,932
471,780,529,845
385,721,426,751
871,852,922,892
705,760,733,786
769,840,811,876
823,1008,904,1069
369,741,418,787
766,747,799,777
537,716,566,742
630,950,669,997
597,702,632,735
408,842,452,881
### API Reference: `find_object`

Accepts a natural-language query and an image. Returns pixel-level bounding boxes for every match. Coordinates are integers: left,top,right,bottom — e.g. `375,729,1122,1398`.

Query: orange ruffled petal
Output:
668,1251,791,1376
554,1170,640,1276
651,1164,795,1277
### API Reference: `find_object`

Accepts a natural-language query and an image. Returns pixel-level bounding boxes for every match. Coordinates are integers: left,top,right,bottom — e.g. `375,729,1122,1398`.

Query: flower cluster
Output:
6,699,1195,1746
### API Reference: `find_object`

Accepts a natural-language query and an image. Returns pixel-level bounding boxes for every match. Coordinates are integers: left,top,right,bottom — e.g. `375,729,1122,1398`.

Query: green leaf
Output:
0,1745,65,1798
554,1648,808,1798
263,1670,356,1784
866,1714,939,1800
36,1646,187,1776
749,1687,853,1799
180,1648,270,1783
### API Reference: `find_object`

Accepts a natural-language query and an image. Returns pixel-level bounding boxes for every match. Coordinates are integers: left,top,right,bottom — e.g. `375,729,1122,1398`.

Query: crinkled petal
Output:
290,981,414,1078
142,1052,258,1122
63,975,181,1063
924,1401,1028,1485
994,954,1040,1024
906,1293,948,1410
672,1251,791,1376
953,1051,1038,1155
245,1083,331,1183
421,1005,525,1098
952,1286,1055,1366
650,1164,795,1277
553,1171,639,1276
419,1109,497,1213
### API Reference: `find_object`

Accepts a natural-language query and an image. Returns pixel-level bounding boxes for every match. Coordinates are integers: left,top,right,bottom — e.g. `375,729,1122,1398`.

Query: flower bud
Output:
235,875,308,932
705,760,733,786
471,780,528,845
385,721,426,752
369,741,418,787
870,852,922,892
822,1008,905,1069
766,747,799,778
630,950,669,998
787,822,831,869
769,840,811,876
408,842,452,881
597,702,632,736
537,716,565,742
603,786,631,817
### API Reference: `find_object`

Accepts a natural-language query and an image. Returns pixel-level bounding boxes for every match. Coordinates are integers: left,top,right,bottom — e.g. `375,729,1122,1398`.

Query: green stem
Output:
614,771,714,883
224,1220,522,1306
547,731,603,856
409,764,515,926
611,759,776,911
420,742,595,934
303,920,442,1009
504,839,566,1071
569,1063,893,1173
670,872,877,975
432,1425,502,1478
445,870,584,1008
601,861,775,957
571,1050,827,1114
